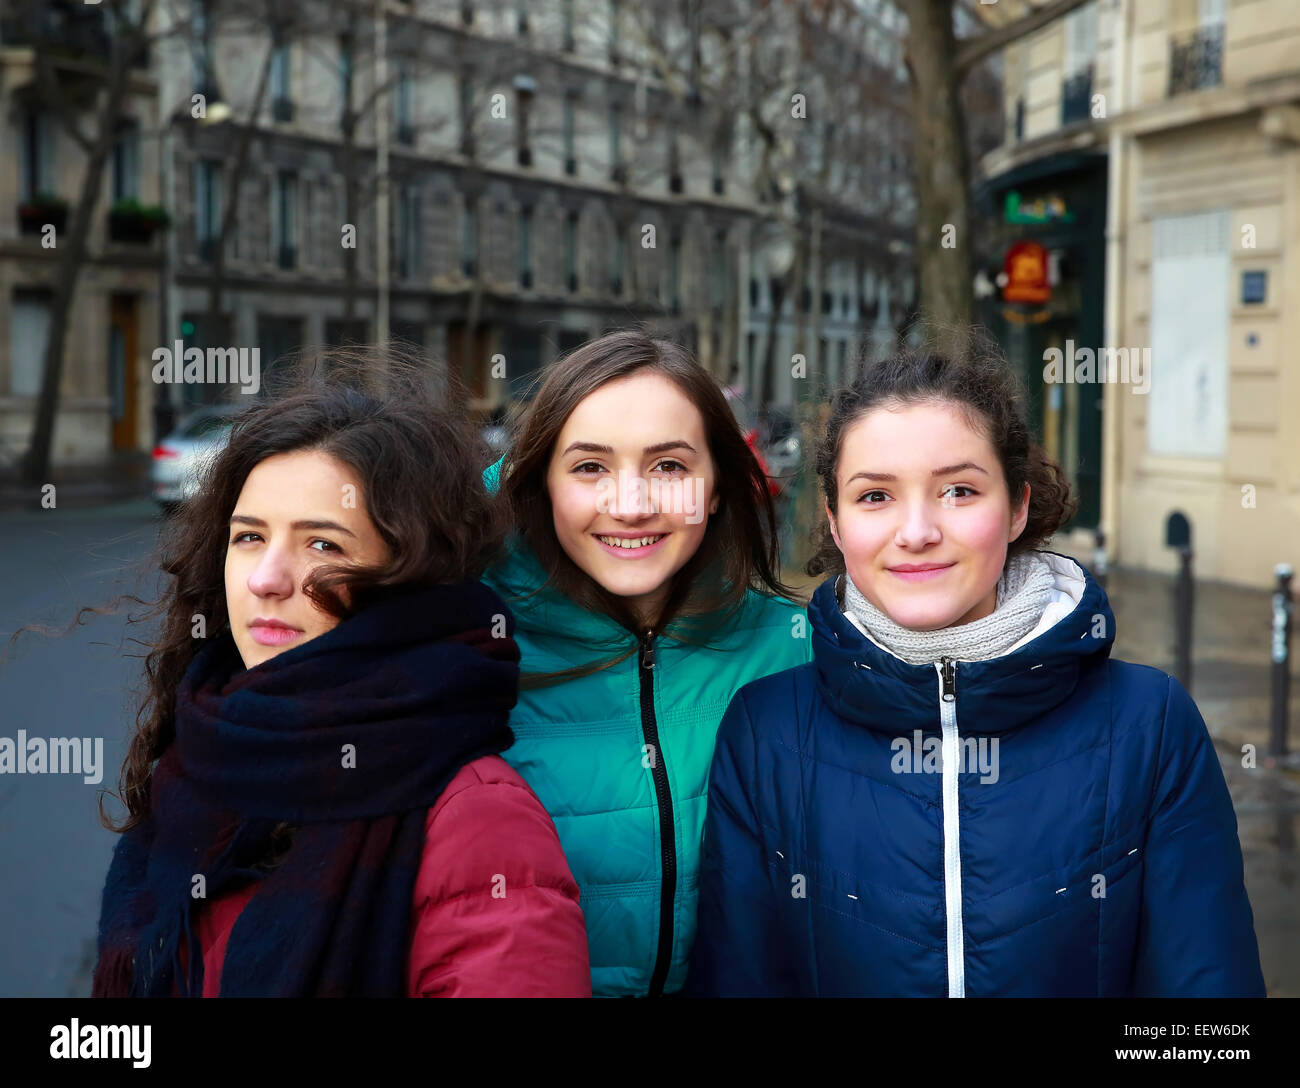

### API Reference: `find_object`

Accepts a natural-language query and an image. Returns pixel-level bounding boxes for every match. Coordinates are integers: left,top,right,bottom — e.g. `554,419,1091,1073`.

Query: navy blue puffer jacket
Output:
686,552,1265,997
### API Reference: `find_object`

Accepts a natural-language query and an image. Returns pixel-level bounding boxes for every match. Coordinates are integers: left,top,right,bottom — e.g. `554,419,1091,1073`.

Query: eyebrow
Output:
229,515,357,538
845,462,990,484
560,440,698,457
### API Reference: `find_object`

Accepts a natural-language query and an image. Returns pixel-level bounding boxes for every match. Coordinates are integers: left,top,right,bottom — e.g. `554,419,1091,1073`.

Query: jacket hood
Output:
808,551,1114,736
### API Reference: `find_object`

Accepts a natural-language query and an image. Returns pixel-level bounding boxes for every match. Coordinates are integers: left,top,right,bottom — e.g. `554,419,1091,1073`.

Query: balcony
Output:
1169,24,1224,96
107,201,170,244
1061,64,1094,126
0,9,148,68
16,195,68,236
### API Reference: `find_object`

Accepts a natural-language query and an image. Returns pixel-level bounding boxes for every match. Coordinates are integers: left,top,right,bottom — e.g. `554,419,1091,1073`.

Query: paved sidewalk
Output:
0,451,152,513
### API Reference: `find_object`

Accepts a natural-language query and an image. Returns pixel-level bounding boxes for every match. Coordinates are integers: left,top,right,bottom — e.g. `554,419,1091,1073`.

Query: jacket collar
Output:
808,551,1114,736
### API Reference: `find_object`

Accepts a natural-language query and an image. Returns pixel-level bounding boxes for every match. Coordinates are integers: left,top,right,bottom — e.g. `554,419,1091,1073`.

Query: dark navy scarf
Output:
92,580,520,998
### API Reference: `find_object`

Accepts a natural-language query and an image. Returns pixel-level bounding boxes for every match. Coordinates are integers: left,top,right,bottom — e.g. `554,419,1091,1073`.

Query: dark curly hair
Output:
103,343,503,832
807,333,1077,577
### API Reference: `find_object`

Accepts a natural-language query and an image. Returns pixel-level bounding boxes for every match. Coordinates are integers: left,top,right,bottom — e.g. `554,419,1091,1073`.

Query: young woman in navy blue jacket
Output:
687,340,1266,998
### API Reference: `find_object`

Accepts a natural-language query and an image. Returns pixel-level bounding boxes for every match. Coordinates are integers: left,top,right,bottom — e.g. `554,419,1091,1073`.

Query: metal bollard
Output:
1092,528,1108,590
1269,563,1294,758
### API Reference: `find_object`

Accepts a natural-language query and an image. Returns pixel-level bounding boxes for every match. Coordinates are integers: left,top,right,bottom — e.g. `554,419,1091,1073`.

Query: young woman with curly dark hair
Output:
688,337,1264,998
90,346,589,998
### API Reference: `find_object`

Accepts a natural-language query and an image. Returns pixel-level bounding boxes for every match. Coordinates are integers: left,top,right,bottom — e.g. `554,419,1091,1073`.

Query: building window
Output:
194,159,222,261
10,290,51,397
610,227,624,295
515,76,535,166
668,126,682,193
1170,0,1225,95
459,75,475,156
518,207,533,288
398,184,421,279
668,236,680,313
562,0,574,51
270,41,293,122
608,0,621,64
111,120,140,200
20,110,55,200
563,96,577,175
462,200,477,277
516,0,529,35
564,211,578,292
711,129,727,196
395,65,414,145
339,33,354,130
192,0,217,98
273,171,297,269
1061,2,1096,126
710,231,726,309
609,103,624,182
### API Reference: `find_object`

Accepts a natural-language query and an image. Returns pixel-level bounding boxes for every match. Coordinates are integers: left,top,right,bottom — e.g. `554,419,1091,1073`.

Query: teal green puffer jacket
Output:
481,497,811,996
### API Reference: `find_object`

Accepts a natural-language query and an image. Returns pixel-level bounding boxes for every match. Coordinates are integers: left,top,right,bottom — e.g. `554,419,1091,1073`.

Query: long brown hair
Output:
103,344,504,831
501,330,794,679
808,332,1077,577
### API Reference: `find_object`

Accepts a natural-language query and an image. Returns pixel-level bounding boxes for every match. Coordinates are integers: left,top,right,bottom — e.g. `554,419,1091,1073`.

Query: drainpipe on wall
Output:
1101,0,1132,569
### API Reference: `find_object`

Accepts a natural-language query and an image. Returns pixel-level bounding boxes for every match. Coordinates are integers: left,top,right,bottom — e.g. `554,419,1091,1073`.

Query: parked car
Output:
151,404,244,510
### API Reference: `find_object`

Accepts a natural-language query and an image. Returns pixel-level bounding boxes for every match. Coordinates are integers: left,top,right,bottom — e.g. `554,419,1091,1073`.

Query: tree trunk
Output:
902,0,972,337
22,43,136,484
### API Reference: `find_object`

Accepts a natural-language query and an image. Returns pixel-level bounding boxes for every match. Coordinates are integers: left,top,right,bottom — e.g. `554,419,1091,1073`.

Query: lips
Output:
592,532,670,558
596,534,666,549
249,619,304,647
888,562,955,583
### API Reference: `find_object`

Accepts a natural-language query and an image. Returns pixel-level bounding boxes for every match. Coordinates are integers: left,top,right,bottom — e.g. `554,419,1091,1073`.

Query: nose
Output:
606,468,657,521
246,543,296,599
893,499,942,551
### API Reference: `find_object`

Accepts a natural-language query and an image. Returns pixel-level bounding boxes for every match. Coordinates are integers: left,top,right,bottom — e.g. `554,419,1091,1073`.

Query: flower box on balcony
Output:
107,200,172,244
17,194,69,236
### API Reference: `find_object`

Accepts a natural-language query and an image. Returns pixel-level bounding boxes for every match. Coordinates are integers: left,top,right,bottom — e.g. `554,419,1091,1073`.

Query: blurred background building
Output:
977,0,1300,589
0,0,925,470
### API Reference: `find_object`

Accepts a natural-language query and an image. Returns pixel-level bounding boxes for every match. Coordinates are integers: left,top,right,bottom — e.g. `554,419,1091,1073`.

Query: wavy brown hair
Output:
807,332,1077,577
95,344,503,832
500,330,795,683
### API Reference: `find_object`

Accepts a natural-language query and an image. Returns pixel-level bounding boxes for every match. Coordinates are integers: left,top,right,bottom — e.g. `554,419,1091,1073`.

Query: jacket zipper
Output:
639,628,676,997
934,656,965,998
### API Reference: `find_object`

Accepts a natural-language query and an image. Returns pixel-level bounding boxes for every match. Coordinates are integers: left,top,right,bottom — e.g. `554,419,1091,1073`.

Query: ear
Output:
825,501,844,553
1009,482,1031,543
709,490,720,516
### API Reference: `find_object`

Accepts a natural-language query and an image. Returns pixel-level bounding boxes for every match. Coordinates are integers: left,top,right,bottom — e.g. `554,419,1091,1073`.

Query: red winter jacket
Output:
178,756,591,997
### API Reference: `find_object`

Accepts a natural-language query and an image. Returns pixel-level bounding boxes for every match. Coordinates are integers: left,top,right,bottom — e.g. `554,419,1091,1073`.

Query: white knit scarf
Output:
840,550,1056,665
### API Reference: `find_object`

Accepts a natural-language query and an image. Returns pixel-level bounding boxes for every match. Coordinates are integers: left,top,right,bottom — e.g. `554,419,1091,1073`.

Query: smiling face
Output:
826,399,1029,632
545,369,719,627
224,449,391,669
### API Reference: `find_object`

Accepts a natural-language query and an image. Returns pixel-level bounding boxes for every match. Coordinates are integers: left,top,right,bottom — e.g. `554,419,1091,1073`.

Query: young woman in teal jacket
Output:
484,330,811,997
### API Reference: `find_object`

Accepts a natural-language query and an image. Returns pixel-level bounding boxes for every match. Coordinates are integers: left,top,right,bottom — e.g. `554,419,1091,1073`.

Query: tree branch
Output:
954,0,1094,75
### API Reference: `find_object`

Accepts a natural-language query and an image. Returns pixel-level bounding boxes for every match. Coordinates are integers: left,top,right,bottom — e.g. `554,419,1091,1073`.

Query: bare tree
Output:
899,0,1094,330
16,0,164,484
